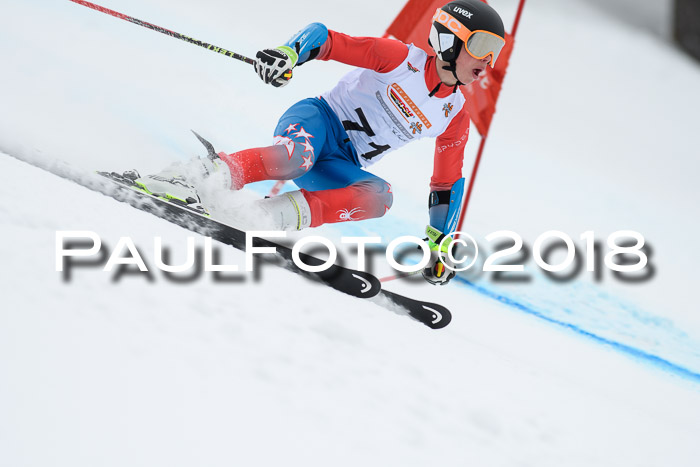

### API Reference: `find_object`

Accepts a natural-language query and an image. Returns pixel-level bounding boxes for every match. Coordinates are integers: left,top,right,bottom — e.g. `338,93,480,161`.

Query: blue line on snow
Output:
325,224,700,384
456,277,700,384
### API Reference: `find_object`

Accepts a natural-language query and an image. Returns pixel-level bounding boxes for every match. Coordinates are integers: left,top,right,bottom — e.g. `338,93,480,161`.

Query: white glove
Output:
422,225,457,286
254,46,298,87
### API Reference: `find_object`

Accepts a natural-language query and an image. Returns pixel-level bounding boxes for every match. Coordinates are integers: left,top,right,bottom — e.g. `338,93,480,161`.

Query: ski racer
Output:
126,0,506,285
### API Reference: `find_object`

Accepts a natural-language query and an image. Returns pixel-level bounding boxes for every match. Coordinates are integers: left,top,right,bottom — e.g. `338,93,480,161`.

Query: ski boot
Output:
121,155,232,216
254,191,312,230
120,169,210,216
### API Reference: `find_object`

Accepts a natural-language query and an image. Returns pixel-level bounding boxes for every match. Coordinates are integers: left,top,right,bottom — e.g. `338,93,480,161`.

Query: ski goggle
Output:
432,8,506,67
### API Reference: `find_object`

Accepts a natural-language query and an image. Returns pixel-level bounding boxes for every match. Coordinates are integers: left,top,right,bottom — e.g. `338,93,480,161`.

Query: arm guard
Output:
428,178,465,235
281,23,329,66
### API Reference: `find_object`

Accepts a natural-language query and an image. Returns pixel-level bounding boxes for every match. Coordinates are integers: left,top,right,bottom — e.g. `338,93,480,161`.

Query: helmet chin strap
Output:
442,62,465,87
441,43,464,91
429,62,463,97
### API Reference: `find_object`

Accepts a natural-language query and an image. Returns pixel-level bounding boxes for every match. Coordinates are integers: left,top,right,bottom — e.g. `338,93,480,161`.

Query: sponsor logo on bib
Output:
388,87,414,120
388,83,432,129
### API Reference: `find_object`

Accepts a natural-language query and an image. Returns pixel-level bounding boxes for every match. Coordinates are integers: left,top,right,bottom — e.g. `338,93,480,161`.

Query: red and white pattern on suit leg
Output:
272,123,317,173
301,179,393,228
218,124,318,190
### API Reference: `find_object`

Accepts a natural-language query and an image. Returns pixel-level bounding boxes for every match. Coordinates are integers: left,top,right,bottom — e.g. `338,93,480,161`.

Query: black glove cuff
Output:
428,190,451,208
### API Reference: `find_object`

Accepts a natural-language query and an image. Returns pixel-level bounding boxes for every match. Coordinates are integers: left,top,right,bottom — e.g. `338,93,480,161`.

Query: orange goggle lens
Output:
464,30,505,66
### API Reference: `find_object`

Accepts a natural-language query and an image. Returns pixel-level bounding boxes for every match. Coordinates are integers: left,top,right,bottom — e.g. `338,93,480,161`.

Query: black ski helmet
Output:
429,0,506,65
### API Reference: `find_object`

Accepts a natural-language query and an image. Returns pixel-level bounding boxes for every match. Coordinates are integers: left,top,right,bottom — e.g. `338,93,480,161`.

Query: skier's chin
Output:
456,75,475,86
454,70,476,86
441,77,468,87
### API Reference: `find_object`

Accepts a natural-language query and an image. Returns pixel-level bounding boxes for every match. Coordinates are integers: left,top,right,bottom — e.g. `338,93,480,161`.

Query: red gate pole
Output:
455,136,487,232
455,0,526,233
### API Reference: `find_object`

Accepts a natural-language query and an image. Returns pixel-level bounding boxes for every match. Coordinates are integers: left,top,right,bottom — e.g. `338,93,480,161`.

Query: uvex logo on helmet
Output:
453,7,473,18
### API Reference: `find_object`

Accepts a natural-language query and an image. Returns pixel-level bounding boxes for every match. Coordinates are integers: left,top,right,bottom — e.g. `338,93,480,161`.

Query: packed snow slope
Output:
1,0,700,466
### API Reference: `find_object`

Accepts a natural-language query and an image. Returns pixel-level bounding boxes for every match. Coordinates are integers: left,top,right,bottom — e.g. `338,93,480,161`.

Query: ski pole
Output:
67,0,255,65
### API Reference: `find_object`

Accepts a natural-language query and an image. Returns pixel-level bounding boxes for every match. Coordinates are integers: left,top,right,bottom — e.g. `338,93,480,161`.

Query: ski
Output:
98,170,451,328
373,291,451,329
